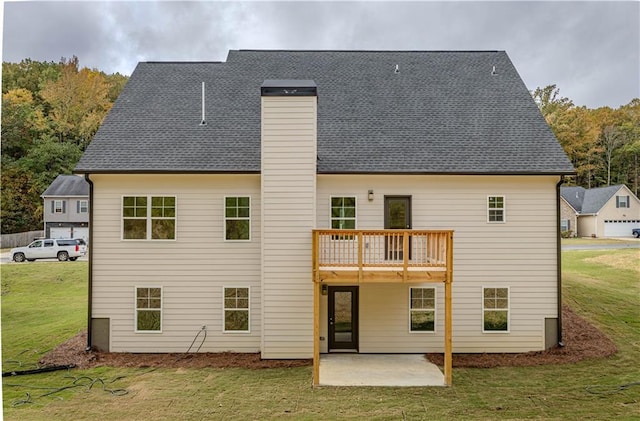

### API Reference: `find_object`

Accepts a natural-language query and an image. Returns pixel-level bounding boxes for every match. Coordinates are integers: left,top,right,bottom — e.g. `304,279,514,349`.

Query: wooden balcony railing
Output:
312,229,453,283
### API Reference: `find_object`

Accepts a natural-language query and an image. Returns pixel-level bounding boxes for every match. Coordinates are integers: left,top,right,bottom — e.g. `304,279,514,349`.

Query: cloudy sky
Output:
2,1,638,108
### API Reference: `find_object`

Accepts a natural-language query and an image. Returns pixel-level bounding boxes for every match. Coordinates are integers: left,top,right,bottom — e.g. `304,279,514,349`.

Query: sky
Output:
1,1,639,109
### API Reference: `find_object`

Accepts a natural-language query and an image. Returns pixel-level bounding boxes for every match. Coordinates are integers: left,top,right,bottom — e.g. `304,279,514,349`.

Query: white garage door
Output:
50,227,72,239
72,227,89,242
603,220,640,237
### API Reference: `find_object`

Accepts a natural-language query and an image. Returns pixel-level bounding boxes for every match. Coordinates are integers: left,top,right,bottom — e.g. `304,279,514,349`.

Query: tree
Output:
40,56,112,147
1,88,49,159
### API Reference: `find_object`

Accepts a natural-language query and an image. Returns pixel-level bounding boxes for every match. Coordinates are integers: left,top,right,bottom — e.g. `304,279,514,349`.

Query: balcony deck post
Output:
444,231,454,386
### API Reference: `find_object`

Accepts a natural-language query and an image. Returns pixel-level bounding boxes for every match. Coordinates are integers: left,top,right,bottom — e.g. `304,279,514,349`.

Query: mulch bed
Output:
39,305,616,370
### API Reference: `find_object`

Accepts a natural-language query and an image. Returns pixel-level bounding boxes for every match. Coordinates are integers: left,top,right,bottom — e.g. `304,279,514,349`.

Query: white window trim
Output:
560,219,570,231
121,195,177,241
222,286,250,333
134,286,163,333
409,286,436,333
487,195,506,223
223,196,251,242
79,200,89,213
329,195,358,232
482,286,510,334
54,200,64,214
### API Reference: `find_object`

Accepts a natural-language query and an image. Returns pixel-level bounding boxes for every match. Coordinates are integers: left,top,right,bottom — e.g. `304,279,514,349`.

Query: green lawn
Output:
2,251,639,420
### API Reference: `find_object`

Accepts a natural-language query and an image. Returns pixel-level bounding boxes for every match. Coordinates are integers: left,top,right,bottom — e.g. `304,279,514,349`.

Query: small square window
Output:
616,196,630,208
123,196,176,240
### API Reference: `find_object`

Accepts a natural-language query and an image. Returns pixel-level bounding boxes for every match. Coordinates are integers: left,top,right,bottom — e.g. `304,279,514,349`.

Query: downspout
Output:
556,176,565,347
84,174,94,352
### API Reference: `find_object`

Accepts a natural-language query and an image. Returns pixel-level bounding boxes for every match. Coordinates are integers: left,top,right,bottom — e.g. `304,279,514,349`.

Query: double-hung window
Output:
616,195,630,208
54,200,65,214
483,287,509,332
78,200,89,213
487,196,505,223
122,196,176,240
410,287,436,332
225,197,250,240
223,287,250,332
135,287,162,332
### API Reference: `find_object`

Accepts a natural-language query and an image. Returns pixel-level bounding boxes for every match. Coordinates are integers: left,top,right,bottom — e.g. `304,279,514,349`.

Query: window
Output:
223,287,249,332
487,196,505,223
44,240,54,247
135,287,162,332
616,196,630,208
483,287,509,332
331,197,357,230
225,197,250,240
410,287,435,332
54,200,65,214
78,200,89,213
560,219,570,232
122,196,176,240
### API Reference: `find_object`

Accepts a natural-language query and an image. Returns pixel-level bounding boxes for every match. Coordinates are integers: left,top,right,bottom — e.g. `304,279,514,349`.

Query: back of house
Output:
75,50,574,358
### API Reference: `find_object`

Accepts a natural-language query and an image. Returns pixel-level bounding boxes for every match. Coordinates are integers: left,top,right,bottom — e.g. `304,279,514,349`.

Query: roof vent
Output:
199,82,206,126
394,64,400,74
491,65,497,75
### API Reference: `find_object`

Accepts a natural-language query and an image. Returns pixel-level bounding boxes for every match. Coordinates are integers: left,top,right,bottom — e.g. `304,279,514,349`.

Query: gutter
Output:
556,175,565,347
84,174,94,352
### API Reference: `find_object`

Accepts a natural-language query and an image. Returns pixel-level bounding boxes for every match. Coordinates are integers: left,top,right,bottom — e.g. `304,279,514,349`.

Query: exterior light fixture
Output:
368,190,374,201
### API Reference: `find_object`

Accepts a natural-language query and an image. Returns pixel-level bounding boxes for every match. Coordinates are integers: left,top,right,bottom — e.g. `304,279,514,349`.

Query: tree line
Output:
532,85,639,194
1,59,638,234
2,57,128,234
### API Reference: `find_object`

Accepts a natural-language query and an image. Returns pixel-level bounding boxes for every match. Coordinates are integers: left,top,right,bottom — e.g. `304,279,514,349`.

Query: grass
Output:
2,251,640,420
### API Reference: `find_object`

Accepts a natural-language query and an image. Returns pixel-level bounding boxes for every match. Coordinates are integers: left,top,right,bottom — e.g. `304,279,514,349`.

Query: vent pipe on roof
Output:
491,65,497,75
199,82,206,126
394,64,400,74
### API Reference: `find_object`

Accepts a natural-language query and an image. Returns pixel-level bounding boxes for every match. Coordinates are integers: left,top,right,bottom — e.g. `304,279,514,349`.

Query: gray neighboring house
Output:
74,50,575,381
41,175,90,241
561,185,640,237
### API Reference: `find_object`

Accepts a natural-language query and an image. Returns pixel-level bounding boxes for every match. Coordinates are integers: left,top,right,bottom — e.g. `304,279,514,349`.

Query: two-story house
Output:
41,175,90,242
75,50,575,385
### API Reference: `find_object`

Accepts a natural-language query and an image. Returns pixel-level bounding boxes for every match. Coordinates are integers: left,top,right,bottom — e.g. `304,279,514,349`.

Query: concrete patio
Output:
318,354,446,387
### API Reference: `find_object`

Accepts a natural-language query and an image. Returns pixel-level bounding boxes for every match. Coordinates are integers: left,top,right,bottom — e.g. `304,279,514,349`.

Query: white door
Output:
72,227,89,242
603,221,640,237
50,227,72,239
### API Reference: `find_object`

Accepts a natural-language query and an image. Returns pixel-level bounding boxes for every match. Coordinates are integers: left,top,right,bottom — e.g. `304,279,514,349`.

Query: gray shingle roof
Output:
41,175,89,197
561,185,626,214
75,50,574,175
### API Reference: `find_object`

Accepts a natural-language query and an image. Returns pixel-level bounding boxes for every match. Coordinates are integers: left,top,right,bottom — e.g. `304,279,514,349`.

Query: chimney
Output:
260,79,317,358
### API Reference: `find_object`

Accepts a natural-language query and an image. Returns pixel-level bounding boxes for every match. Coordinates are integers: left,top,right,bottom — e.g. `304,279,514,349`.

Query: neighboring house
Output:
41,175,90,242
559,195,579,237
561,185,640,238
74,50,574,379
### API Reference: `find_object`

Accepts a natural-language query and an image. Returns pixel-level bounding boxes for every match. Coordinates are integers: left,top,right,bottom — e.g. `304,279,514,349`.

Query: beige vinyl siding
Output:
261,96,317,358
317,174,559,353
90,174,261,352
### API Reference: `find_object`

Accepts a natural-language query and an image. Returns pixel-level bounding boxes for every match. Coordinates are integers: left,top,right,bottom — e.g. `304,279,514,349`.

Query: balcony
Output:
312,229,453,284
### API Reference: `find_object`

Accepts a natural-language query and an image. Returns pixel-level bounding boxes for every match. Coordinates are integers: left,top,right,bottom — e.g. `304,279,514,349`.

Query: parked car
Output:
11,238,87,262
633,228,640,238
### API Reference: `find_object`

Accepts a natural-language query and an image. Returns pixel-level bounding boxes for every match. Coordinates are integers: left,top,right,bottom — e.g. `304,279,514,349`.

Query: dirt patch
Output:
40,305,616,370
426,305,617,368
